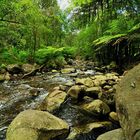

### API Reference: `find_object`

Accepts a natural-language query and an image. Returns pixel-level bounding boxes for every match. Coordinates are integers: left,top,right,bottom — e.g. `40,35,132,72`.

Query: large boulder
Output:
116,63,140,140
81,99,110,116
97,128,125,140
40,90,67,113
6,110,69,140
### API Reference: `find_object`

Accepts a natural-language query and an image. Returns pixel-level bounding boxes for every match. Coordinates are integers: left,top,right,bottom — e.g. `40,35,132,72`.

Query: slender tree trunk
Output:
33,27,38,63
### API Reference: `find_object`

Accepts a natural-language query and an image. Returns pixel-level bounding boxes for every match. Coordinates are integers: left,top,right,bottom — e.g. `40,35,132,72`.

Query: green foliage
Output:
35,47,63,64
128,23,140,33
0,63,6,70
72,0,92,6
105,16,135,35
1,0,140,68
68,0,140,65
72,23,99,59
0,0,67,65
62,47,77,58
0,48,18,64
35,46,76,67
0,47,30,64
54,56,67,67
93,34,126,46
18,50,30,63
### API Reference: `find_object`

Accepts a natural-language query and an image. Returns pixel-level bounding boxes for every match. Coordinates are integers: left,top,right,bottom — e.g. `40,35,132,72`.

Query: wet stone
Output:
81,99,110,116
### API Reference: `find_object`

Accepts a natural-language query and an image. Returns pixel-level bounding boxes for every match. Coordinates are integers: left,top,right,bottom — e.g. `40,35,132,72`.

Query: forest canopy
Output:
0,0,140,69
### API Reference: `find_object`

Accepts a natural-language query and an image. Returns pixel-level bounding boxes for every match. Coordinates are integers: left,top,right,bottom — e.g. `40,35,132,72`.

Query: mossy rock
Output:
6,110,69,140
116,63,140,140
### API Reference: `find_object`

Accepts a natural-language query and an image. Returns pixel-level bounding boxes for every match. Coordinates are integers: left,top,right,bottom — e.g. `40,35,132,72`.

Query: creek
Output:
0,67,96,140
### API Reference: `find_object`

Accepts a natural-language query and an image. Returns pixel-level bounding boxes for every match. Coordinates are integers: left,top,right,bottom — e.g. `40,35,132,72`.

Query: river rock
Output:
91,75,107,86
99,87,115,107
0,72,10,82
56,101,97,127
29,88,40,97
0,74,5,82
0,68,6,74
59,85,68,91
67,73,78,77
91,73,119,87
6,110,69,140
52,69,58,73
109,112,119,122
97,128,125,140
65,81,74,87
82,96,94,105
61,68,76,74
81,99,110,116
105,73,119,81
7,64,22,74
75,77,94,87
40,90,67,113
67,58,75,65
103,85,112,90
67,121,113,140
116,63,140,140
22,64,36,73
108,79,117,86
85,87,102,98
107,87,115,93
67,85,86,100
53,86,60,91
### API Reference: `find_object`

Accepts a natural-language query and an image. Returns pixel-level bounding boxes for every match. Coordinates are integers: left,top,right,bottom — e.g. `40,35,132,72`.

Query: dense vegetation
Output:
0,0,76,68
69,0,140,65
0,0,140,70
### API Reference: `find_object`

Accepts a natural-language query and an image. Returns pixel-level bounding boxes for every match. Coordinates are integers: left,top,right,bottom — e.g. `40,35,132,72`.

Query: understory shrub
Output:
35,46,76,67
0,45,76,68
0,47,30,64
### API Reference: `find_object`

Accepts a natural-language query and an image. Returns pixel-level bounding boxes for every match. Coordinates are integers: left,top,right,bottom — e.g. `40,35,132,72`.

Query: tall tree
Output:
0,0,66,63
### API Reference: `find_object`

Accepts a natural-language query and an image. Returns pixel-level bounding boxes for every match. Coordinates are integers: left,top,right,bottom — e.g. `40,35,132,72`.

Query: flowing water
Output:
0,69,96,140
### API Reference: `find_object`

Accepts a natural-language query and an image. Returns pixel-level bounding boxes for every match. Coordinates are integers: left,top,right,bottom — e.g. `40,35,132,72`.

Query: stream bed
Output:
0,68,96,140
